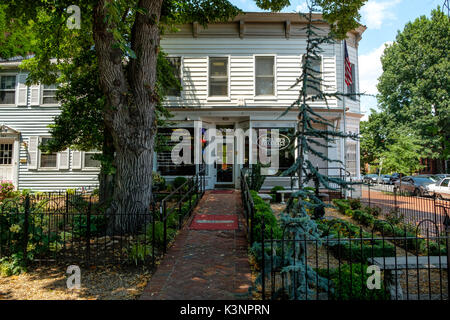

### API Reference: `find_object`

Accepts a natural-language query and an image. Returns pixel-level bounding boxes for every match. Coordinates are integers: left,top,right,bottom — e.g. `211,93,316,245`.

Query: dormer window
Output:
0,75,16,104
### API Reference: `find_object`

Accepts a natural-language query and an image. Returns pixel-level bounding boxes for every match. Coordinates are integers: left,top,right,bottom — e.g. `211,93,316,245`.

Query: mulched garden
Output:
0,265,152,300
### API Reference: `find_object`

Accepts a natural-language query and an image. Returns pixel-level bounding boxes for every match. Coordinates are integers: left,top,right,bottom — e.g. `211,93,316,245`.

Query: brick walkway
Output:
140,190,252,300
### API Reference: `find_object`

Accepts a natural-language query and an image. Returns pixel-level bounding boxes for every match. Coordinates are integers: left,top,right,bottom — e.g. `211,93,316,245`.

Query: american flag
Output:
344,40,352,87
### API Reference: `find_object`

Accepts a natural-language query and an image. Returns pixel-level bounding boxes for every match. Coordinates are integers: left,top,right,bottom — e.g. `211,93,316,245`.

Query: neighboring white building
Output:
0,12,365,191
0,58,100,191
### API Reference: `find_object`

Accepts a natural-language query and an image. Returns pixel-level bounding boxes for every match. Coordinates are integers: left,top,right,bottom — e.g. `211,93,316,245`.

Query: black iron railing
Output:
0,170,206,268
255,217,450,301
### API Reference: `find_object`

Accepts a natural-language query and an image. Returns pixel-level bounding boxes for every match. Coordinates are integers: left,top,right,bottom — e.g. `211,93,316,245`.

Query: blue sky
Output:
229,0,442,120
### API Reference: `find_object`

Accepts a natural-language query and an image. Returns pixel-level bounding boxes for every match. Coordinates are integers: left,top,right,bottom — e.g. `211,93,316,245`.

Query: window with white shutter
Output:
29,84,41,106
16,74,28,106
58,149,70,170
0,75,16,105
72,150,82,169
27,136,39,170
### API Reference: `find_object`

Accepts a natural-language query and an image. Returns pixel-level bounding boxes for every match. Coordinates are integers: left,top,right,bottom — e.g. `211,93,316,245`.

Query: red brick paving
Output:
140,190,252,300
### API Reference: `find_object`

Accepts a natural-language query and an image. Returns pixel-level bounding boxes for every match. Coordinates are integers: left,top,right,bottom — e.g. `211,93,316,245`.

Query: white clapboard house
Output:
0,12,365,191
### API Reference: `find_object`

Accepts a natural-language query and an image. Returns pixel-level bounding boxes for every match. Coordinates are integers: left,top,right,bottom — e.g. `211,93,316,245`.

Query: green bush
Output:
344,209,354,217
364,206,381,218
352,209,375,227
319,218,395,263
173,177,187,190
146,221,176,248
317,263,390,300
72,213,107,237
332,199,351,215
384,210,403,225
250,190,282,241
270,186,285,202
349,198,362,210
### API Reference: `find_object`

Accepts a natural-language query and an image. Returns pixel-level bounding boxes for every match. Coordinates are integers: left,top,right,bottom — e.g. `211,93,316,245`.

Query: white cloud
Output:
359,42,392,95
296,2,308,12
361,0,402,29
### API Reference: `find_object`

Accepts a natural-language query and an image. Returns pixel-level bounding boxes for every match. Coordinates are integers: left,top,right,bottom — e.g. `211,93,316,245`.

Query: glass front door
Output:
215,124,234,184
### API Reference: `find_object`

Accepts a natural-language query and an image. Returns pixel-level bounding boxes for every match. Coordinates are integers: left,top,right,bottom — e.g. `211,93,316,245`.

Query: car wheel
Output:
413,188,421,197
436,194,443,200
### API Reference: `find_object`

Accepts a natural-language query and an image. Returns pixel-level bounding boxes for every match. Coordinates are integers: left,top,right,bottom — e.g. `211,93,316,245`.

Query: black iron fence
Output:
241,169,450,300
356,183,450,234
0,170,205,269
255,216,450,301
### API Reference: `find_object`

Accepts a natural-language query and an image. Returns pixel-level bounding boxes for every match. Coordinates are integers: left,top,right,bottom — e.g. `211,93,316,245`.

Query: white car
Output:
428,178,450,200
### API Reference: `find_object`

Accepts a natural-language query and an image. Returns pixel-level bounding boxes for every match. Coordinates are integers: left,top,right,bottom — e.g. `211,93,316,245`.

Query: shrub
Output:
318,263,390,300
152,172,166,191
128,243,153,265
332,199,351,215
270,186,285,202
0,181,15,200
349,198,362,210
344,209,354,217
364,206,381,218
72,213,107,237
145,221,176,248
320,218,395,263
385,210,404,225
250,190,282,240
352,209,375,227
173,176,188,190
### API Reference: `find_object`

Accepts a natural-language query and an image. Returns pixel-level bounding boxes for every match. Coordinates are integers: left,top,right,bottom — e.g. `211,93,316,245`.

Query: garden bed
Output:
0,264,151,300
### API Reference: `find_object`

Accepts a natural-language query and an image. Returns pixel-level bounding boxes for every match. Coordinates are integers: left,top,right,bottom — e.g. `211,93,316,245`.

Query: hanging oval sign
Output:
257,133,291,151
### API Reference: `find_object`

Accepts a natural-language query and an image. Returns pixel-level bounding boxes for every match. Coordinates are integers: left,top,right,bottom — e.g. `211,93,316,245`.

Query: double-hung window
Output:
208,57,228,97
0,75,16,105
302,56,322,96
42,84,58,104
167,57,182,97
39,138,57,168
84,151,101,168
255,56,275,96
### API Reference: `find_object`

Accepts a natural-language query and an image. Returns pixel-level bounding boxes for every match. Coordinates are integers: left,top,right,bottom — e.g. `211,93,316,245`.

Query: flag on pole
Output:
344,40,352,87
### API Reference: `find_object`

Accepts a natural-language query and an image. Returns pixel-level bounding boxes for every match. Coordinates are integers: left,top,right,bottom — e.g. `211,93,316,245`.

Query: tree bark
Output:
93,0,163,233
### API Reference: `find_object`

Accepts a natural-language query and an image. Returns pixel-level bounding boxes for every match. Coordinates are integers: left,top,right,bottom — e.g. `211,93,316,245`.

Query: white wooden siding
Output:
161,38,341,109
0,106,99,191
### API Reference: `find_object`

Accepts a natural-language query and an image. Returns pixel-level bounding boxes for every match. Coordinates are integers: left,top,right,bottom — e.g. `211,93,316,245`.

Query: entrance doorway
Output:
214,124,234,187
0,139,17,185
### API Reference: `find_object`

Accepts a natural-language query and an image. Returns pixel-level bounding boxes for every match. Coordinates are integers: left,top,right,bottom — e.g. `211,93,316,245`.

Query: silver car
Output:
394,176,436,197
428,177,450,200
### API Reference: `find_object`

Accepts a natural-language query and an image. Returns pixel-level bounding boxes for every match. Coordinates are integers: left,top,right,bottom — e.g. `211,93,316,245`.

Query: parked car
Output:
394,175,436,197
363,174,381,184
434,174,450,181
389,173,401,184
380,174,392,184
427,177,450,200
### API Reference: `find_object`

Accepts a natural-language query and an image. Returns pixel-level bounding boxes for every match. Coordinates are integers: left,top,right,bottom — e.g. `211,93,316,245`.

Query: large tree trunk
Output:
93,0,163,233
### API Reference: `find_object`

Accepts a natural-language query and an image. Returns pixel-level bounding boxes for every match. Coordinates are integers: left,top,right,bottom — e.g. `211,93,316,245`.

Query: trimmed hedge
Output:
250,190,282,241
317,263,390,300
318,218,396,263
